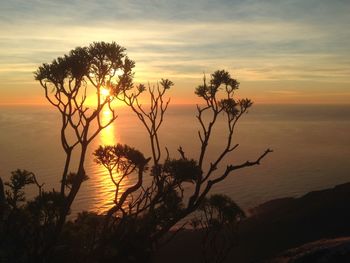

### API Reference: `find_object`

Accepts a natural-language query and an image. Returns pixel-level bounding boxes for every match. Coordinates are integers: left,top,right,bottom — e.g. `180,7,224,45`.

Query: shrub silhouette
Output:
191,194,246,263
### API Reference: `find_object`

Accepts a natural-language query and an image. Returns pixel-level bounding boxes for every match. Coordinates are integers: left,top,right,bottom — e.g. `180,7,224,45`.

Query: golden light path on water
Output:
89,109,129,214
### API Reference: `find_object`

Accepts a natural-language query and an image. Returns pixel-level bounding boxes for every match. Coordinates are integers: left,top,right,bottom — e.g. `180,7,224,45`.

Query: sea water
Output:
0,104,349,214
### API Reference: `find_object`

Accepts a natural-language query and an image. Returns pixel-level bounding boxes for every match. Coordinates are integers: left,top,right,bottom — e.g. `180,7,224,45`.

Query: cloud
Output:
267,90,300,95
0,0,349,104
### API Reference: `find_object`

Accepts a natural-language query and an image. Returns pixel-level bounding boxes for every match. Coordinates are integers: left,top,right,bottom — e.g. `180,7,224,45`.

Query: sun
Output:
98,87,124,107
100,87,111,97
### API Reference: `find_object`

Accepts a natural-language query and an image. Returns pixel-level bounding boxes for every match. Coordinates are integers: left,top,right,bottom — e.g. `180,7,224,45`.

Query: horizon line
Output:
1,102,350,107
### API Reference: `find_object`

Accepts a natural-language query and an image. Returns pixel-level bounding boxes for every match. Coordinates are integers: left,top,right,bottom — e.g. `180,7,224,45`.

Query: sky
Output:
0,0,349,105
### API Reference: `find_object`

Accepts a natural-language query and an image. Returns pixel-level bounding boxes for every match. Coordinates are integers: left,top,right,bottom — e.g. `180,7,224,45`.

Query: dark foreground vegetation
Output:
0,42,271,262
2,172,350,262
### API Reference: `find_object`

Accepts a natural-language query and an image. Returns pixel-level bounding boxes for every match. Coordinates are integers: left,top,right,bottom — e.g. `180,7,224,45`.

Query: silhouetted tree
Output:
34,42,136,251
92,68,272,260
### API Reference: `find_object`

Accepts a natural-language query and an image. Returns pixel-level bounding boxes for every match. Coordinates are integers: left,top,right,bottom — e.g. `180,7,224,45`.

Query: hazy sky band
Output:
0,0,349,104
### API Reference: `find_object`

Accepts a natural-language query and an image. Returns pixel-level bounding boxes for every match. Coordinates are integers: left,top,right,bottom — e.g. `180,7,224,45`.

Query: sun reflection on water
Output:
91,109,129,214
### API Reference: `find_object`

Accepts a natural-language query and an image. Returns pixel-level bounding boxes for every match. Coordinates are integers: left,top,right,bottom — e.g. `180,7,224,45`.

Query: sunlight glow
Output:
100,87,111,97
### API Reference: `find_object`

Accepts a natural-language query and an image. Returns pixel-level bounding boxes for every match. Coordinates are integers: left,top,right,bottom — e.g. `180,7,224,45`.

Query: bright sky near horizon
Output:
0,0,349,105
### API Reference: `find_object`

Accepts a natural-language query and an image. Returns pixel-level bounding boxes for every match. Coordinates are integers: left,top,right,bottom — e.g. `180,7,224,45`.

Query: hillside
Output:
156,182,350,262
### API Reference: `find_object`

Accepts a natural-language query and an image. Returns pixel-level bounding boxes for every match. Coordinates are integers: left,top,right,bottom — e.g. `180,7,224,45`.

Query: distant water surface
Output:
0,104,349,214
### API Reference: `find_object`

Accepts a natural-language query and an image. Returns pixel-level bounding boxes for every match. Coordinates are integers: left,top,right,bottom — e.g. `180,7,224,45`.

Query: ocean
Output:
0,104,349,215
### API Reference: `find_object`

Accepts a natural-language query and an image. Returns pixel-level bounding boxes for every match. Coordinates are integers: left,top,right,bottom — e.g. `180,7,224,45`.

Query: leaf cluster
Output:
200,194,246,228
34,42,131,89
163,158,201,184
4,169,35,208
94,144,147,171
